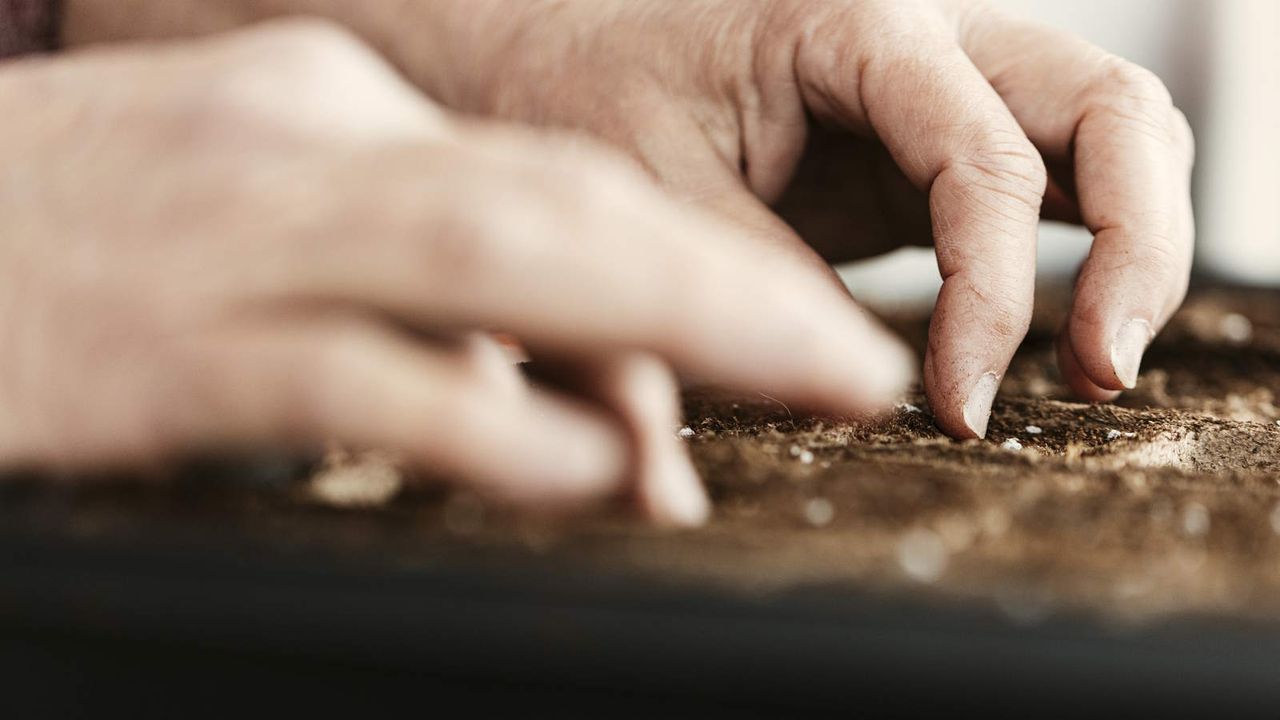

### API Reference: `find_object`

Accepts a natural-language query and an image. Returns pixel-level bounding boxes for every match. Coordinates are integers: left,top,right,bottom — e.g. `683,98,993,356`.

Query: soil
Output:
6,285,1280,626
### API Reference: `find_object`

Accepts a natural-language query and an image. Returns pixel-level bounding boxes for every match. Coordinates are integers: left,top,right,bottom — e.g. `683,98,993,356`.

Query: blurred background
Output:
842,0,1280,307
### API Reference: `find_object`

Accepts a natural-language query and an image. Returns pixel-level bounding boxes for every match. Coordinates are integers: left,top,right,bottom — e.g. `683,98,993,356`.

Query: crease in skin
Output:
1111,317,1154,389
963,371,1001,439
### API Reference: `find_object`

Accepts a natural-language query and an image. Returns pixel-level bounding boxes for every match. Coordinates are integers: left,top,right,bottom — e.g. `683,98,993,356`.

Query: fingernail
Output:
963,372,1001,439
1110,318,1153,389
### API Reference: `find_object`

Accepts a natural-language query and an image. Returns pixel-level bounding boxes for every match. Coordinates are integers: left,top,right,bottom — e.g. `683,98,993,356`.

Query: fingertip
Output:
817,308,921,417
923,351,999,441
1066,305,1154,392
1109,318,1153,390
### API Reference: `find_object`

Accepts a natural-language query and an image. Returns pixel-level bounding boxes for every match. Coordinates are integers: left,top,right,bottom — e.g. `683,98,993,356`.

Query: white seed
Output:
676,426,696,439
1001,438,1023,451
1220,312,1254,344
897,403,922,414
1181,501,1210,537
1024,425,1042,435
789,445,802,457
1105,429,1137,441
803,497,835,527
897,527,949,583
799,450,815,464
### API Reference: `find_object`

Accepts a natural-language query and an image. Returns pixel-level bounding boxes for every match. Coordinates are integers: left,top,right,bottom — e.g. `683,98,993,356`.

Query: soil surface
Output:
6,286,1280,626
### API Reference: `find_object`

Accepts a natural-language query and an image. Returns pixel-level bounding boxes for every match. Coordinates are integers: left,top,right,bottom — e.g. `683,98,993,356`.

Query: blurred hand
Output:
0,21,914,523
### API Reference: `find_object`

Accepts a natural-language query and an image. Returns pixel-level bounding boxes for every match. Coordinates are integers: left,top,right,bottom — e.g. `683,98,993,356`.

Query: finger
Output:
529,353,710,528
793,10,1047,437
258,132,916,418
960,9,1195,391
177,313,630,510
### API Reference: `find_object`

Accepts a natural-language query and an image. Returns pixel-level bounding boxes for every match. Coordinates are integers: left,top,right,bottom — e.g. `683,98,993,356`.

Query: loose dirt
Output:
7,286,1280,625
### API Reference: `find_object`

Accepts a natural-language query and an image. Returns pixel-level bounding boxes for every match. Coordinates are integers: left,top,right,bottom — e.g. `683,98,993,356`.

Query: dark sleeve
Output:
0,0,59,58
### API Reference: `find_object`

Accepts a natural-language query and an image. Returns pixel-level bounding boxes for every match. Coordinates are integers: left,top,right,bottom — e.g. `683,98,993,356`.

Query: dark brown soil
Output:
7,286,1280,626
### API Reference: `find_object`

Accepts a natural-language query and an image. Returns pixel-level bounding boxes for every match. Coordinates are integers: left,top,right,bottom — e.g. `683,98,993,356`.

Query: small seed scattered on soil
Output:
799,450,815,464
1001,438,1023,451
1106,429,1138,441
676,426,695,439
803,497,835,527
1025,425,1042,435
897,403,922,414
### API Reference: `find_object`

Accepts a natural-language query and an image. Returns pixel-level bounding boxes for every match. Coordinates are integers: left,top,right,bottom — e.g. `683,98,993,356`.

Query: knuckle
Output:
235,16,373,70
959,268,1033,342
209,17,389,112
987,295,1034,343
1089,57,1177,141
1097,57,1174,108
1135,234,1185,280
951,128,1048,210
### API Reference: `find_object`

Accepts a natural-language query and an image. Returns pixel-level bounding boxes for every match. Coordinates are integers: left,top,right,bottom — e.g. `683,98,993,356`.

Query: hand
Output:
109,0,1193,439
441,0,1193,439
0,20,913,523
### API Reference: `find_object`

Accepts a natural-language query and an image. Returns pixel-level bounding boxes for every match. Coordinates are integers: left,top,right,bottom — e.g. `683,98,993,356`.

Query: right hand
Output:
0,20,914,524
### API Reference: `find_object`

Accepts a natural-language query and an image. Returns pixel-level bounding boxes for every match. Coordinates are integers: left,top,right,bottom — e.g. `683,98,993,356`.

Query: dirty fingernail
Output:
963,372,1001,439
1111,318,1153,389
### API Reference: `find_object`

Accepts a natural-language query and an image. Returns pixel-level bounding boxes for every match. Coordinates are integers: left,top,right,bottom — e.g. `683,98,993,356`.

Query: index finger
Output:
790,7,1047,438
